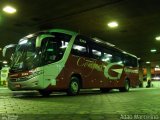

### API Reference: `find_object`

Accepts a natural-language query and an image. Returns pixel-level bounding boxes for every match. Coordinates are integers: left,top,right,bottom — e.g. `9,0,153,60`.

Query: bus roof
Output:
48,29,78,36
23,28,78,39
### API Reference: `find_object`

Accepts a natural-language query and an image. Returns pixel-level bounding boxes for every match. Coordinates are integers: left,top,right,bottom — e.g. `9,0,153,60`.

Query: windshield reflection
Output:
11,37,39,71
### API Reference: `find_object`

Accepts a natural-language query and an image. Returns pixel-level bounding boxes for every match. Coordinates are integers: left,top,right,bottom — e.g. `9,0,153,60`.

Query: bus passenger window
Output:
71,36,88,56
72,44,87,55
92,49,101,60
102,53,112,63
60,41,68,49
124,55,138,67
112,55,123,64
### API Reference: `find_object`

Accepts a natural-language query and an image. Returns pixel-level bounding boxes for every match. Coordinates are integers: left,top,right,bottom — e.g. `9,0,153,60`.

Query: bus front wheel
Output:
67,77,80,96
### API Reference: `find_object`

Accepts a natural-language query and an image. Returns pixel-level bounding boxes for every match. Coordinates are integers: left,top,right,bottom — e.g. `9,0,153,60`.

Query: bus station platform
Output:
0,86,160,120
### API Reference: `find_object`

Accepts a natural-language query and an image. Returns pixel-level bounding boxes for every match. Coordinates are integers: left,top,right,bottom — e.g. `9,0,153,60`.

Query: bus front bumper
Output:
8,76,44,91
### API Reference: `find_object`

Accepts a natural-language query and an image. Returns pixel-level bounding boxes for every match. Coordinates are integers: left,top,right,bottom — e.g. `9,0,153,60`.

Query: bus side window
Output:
72,44,87,54
132,58,138,67
71,36,88,57
91,49,102,60
123,55,130,66
101,47,114,63
88,40,102,60
102,53,113,63
112,54,123,64
123,55,138,67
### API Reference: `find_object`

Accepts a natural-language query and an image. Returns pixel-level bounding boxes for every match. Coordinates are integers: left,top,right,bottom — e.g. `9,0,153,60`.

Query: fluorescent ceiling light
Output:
146,61,150,64
107,21,118,28
3,6,16,14
155,36,160,41
150,49,157,53
3,61,8,64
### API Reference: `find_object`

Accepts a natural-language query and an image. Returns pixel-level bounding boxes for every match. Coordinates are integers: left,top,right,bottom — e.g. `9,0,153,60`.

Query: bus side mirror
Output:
36,34,55,48
3,44,17,57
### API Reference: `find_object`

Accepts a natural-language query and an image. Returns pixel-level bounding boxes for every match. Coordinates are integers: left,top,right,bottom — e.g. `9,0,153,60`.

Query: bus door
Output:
41,36,64,88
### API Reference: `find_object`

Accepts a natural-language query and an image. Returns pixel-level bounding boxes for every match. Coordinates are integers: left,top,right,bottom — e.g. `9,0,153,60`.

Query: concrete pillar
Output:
139,67,143,87
146,64,151,81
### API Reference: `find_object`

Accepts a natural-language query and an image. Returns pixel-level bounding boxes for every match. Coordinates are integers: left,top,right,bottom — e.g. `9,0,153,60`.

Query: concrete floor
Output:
0,87,160,120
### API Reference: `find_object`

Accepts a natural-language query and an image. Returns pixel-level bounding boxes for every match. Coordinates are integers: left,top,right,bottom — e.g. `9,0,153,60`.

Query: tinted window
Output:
41,33,70,64
92,49,102,59
87,40,102,60
102,47,122,64
123,55,138,67
112,54,123,64
71,36,88,57
101,52,113,63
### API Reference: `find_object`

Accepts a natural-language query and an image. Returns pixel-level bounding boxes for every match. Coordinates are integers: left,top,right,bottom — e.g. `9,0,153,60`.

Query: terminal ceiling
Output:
0,0,160,66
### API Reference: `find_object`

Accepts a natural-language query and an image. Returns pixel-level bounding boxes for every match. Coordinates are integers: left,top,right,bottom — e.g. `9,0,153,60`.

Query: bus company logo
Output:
77,57,124,80
104,63,124,80
77,57,104,77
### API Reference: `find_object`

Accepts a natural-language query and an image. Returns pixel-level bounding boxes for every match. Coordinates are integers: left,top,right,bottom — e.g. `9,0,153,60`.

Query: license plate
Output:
15,84,21,88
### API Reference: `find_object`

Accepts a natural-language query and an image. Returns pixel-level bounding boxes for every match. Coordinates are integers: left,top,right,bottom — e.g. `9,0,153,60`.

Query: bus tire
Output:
67,77,80,96
100,88,110,93
119,79,130,92
39,89,52,97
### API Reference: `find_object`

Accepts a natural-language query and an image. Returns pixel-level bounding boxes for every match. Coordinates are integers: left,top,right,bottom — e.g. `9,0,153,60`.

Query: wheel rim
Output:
71,81,78,93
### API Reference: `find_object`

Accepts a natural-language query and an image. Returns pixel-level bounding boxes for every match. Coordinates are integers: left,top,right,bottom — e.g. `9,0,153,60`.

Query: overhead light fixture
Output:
3,61,8,64
155,36,160,41
146,61,150,64
3,6,17,14
107,21,118,28
150,49,157,53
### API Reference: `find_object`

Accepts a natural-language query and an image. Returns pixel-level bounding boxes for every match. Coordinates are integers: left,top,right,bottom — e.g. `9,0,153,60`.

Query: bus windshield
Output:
11,37,38,71
10,32,71,71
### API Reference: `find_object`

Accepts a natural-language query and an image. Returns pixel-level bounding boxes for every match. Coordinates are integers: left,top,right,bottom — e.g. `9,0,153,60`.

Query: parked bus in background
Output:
1,44,16,86
0,66,10,86
3,29,139,96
